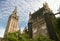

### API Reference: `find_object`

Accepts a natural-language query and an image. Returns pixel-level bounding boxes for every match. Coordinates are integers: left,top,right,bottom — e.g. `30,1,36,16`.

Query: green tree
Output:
4,30,54,41
33,35,54,41
56,18,60,32
5,32,18,41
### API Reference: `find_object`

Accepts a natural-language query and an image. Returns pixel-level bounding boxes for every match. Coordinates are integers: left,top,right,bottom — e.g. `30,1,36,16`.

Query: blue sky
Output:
0,0,60,37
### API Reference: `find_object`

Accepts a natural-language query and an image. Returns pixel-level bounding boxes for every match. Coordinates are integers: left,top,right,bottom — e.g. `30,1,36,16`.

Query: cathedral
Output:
0,2,59,41
4,7,19,36
28,2,58,41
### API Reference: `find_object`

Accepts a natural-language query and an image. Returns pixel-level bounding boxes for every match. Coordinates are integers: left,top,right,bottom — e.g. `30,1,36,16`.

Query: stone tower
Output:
28,2,57,40
4,7,19,35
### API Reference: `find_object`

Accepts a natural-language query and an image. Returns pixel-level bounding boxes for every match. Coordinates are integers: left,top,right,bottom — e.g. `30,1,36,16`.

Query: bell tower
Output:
4,7,19,35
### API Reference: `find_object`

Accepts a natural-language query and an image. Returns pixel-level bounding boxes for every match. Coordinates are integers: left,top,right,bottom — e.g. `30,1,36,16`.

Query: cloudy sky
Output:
0,0,60,37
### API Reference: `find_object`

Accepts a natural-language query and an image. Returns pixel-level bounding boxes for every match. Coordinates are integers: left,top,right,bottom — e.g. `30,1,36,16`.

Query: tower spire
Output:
29,12,32,18
43,2,49,10
13,6,17,14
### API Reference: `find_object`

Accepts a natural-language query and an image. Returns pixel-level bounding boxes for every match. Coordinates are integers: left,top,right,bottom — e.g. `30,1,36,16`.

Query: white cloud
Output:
0,0,60,22
0,28,5,37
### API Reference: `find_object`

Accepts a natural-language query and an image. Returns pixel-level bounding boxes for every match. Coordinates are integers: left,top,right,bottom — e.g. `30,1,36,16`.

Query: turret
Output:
23,27,28,34
28,12,32,23
43,2,50,10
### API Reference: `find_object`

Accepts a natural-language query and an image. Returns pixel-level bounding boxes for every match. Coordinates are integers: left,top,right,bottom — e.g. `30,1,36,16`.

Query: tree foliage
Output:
4,30,54,41
54,18,60,34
